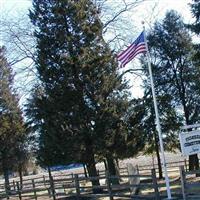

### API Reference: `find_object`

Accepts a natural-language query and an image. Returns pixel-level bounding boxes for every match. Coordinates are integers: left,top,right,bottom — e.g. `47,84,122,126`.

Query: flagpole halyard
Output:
143,24,172,199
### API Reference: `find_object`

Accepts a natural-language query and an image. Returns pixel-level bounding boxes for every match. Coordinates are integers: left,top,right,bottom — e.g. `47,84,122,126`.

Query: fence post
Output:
71,173,74,183
4,182,9,200
126,165,129,175
47,176,51,197
32,179,37,200
151,169,160,200
180,166,186,200
106,171,113,200
184,159,187,171
75,174,80,200
136,165,140,175
43,175,46,187
83,164,88,178
13,180,16,191
17,182,22,200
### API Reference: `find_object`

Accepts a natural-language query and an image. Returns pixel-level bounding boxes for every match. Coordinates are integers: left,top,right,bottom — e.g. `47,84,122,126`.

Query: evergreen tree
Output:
26,87,76,167
0,46,26,192
188,0,200,62
188,0,200,35
144,10,200,170
133,95,181,178
28,0,130,189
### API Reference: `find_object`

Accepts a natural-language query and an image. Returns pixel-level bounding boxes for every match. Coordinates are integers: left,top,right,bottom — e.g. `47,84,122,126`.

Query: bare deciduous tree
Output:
1,0,154,102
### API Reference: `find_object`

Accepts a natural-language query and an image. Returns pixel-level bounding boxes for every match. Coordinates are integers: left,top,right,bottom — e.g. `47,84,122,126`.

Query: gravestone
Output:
127,163,140,194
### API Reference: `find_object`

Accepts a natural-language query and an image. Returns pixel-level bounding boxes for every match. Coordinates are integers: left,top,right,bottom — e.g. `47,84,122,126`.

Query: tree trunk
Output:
47,167,56,200
47,166,52,181
18,165,23,189
3,168,10,196
106,155,119,185
189,154,199,171
85,148,100,193
115,158,122,181
154,132,163,179
86,161,101,193
155,143,163,179
114,158,120,177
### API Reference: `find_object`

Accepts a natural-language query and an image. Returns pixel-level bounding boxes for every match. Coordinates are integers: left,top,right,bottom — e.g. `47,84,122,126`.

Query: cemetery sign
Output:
179,130,200,156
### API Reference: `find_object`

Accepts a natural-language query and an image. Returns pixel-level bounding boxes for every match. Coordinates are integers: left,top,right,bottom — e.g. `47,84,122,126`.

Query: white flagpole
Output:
143,24,172,199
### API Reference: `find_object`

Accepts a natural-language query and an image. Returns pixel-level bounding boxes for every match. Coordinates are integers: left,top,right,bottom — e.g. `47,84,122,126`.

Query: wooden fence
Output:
0,168,160,200
136,159,189,175
180,166,200,200
74,169,160,200
0,159,199,199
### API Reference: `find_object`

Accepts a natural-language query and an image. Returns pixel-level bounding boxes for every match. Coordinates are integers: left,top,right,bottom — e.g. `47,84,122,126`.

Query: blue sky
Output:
1,0,193,31
0,0,195,99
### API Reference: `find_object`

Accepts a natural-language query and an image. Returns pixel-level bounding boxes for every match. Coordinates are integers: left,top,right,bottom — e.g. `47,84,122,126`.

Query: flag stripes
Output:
117,31,147,68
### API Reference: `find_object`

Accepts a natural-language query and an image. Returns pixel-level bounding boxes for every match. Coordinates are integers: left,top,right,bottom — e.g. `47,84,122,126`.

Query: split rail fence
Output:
0,169,160,199
0,159,199,199
180,166,200,200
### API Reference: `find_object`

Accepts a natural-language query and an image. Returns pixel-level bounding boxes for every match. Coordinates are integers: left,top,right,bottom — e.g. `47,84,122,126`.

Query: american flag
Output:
117,31,147,68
